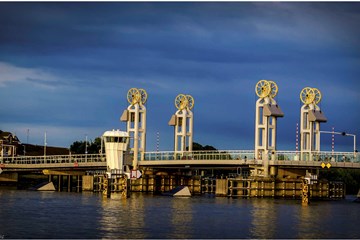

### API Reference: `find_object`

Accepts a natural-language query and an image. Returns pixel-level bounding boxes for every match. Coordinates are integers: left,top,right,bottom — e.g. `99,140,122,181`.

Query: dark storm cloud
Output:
0,2,359,150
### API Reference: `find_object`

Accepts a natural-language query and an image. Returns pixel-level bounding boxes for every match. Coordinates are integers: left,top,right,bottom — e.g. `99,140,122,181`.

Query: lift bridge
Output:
1,150,359,172
1,82,359,178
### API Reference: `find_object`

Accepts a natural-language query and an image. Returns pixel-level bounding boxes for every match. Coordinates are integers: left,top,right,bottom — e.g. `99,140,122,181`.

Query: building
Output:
0,130,20,157
1,130,69,157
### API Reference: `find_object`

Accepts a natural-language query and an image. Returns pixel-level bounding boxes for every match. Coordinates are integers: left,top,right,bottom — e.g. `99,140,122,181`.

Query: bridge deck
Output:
1,150,359,170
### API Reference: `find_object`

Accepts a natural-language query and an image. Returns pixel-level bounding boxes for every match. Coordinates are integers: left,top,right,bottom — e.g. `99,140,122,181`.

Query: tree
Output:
189,142,217,151
70,137,102,154
320,168,360,194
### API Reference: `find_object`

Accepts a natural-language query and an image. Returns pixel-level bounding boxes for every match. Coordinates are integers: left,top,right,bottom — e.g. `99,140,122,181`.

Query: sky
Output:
0,2,359,152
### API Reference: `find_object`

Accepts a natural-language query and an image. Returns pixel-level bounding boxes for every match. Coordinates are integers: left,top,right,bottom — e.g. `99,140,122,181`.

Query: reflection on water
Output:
169,198,193,239
0,190,358,239
99,193,147,239
296,204,320,239
250,199,277,239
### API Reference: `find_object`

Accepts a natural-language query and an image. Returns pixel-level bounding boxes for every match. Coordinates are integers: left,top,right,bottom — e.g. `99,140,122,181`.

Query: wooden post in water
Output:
58,175,62,192
67,175,71,192
77,175,80,192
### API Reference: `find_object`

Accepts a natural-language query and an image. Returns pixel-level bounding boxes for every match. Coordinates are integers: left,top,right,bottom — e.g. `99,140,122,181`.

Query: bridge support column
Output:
67,175,71,192
299,88,327,161
120,88,147,170
82,175,94,191
254,80,283,177
77,175,81,192
58,175,62,192
263,150,269,177
168,94,194,157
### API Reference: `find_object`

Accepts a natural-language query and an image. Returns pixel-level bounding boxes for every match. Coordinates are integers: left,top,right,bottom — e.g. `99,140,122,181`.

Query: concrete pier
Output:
87,172,345,199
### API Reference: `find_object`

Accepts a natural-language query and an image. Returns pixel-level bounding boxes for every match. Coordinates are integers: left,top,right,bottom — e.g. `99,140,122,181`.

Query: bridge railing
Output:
144,150,255,161
1,151,358,166
0,153,106,165
273,151,360,163
144,150,359,163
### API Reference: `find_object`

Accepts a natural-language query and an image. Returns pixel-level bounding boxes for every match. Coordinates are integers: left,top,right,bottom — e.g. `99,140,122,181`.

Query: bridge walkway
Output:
1,150,359,170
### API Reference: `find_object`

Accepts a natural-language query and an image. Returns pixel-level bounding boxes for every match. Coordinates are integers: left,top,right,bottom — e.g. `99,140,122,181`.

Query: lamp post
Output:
85,134,88,163
44,131,47,157
319,130,357,156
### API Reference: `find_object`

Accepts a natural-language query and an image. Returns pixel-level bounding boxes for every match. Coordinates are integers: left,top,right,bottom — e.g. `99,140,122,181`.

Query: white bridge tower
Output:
120,88,147,170
299,87,327,161
254,80,284,177
168,94,194,157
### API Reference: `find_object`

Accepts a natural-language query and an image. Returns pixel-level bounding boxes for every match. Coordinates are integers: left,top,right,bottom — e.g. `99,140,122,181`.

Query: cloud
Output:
0,2,359,151
0,62,59,88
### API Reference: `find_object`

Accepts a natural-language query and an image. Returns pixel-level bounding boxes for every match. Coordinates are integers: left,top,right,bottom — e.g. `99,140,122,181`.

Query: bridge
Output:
1,150,359,172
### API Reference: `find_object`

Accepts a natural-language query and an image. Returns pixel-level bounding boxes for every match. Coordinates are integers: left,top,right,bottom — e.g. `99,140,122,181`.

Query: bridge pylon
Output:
254,80,284,177
168,94,194,157
299,87,327,161
120,88,147,170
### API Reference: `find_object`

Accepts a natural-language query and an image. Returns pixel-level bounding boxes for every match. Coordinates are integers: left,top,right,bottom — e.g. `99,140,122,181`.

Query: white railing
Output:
272,151,360,163
0,153,106,165
144,150,359,163
0,150,358,167
144,150,255,161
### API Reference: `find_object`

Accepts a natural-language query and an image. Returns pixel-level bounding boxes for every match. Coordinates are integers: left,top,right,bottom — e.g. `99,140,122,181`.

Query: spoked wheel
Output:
186,95,194,110
312,88,322,105
300,87,315,105
268,80,278,98
127,88,140,105
138,88,148,105
175,94,188,110
255,80,271,98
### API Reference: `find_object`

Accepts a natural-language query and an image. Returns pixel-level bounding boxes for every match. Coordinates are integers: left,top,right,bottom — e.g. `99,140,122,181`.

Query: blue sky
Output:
0,2,359,152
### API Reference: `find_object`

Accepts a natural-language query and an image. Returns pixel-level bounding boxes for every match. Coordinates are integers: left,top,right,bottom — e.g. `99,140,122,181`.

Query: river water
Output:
0,189,358,239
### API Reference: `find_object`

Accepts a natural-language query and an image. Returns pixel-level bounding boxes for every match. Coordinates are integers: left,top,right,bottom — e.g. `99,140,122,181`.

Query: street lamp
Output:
44,131,47,157
85,134,88,162
319,130,357,156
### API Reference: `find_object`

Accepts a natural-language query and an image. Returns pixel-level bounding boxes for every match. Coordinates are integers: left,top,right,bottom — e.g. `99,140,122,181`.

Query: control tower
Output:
102,129,129,174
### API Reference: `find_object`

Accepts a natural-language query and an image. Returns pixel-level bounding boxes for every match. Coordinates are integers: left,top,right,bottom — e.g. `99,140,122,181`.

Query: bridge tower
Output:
254,80,284,177
120,88,147,170
299,87,327,161
168,94,194,156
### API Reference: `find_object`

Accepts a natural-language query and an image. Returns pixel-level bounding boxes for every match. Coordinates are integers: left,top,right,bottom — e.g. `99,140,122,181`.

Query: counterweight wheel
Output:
255,80,271,98
268,80,278,98
127,88,140,105
138,88,148,105
300,87,315,105
175,94,188,110
312,88,322,105
186,95,195,110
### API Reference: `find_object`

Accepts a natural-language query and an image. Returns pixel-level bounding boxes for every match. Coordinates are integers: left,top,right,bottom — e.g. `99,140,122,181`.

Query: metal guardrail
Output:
273,151,360,163
1,153,106,165
144,150,359,163
0,150,359,168
144,150,255,161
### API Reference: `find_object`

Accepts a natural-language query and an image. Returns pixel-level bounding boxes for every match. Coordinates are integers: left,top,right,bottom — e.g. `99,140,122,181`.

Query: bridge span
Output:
1,150,359,171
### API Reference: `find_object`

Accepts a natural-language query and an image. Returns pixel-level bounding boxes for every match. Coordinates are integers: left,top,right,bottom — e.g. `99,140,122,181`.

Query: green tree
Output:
320,168,360,194
190,142,217,151
70,137,102,154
